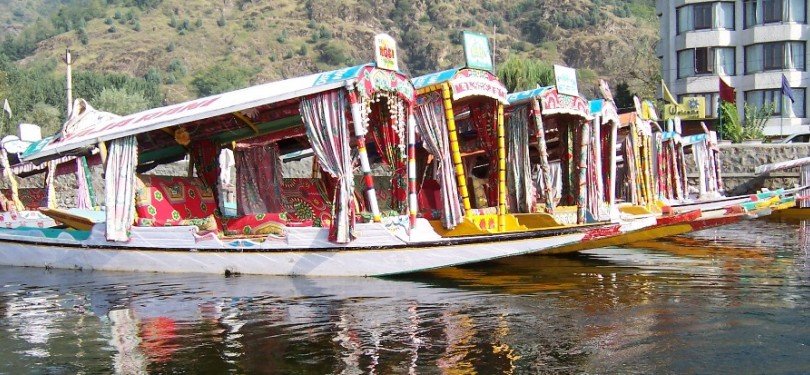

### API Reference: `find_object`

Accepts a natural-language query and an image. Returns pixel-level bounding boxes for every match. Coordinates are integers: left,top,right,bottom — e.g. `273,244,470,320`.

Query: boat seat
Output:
219,213,292,236
135,175,291,236
281,178,333,227
1,188,47,211
417,178,444,220
354,175,406,213
135,175,220,227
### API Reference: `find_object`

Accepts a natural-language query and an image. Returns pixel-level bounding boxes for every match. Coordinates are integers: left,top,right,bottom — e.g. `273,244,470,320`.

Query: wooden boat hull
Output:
539,193,786,255
769,207,810,220
0,219,604,277
544,212,749,255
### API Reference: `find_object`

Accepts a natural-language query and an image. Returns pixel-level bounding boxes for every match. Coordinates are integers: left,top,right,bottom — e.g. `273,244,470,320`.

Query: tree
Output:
191,64,255,96
167,59,186,77
720,102,773,142
318,41,349,65
144,67,162,84
77,27,89,45
496,56,554,92
93,87,150,116
23,103,62,136
613,82,634,110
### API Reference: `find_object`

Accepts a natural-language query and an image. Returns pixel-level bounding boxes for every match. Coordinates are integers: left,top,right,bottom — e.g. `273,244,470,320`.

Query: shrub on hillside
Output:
144,68,162,84
318,41,349,65
77,28,89,45
191,65,255,96
167,59,187,77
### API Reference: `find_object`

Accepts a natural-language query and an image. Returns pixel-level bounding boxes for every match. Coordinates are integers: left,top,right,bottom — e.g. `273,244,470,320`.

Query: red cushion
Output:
281,178,332,227
135,175,217,226
220,213,288,236
1,188,47,210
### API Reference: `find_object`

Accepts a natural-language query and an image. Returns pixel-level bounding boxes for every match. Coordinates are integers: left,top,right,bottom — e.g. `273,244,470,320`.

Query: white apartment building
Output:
657,0,809,136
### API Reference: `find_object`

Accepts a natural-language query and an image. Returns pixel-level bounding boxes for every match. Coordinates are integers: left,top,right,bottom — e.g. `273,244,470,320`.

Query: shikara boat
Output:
502,87,784,254
0,35,614,277
757,157,810,220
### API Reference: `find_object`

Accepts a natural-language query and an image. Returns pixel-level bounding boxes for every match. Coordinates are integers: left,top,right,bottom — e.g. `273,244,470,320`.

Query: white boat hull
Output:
0,218,592,277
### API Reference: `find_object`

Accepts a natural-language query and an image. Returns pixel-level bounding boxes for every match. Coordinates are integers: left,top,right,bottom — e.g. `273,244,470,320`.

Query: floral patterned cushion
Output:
1,188,47,210
134,175,218,226
220,212,288,236
281,178,333,227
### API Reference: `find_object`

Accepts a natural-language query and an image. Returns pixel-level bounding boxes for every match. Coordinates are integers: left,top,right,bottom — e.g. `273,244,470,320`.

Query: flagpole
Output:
780,95,784,136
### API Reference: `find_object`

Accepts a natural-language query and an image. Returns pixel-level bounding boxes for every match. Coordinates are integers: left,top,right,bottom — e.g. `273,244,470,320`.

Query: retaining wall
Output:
685,143,810,195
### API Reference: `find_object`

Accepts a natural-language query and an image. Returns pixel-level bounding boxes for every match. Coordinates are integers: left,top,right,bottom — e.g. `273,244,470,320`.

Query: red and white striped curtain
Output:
413,92,463,229
104,136,137,242
300,90,356,243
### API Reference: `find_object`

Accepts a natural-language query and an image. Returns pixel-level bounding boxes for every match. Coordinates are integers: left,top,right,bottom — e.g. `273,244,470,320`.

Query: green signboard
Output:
462,31,493,71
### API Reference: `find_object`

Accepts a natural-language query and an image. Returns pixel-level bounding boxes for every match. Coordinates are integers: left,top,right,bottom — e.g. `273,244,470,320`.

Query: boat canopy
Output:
411,68,507,104
22,64,415,164
507,86,592,120
618,112,653,135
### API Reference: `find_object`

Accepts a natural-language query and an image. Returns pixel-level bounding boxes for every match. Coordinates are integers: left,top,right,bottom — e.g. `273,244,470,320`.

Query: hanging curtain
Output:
45,160,57,209
235,143,283,215
678,5,693,33
190,139,221,189
788,0,806,22
470,100,499,206
75,156,93,209
105,136,138,241
0,150,24,211
368,95,407,211
300,89,356,243
505,105,534,213
414,92,463,229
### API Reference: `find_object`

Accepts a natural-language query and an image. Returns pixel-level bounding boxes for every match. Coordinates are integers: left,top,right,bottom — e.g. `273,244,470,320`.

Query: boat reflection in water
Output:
0,220,808,373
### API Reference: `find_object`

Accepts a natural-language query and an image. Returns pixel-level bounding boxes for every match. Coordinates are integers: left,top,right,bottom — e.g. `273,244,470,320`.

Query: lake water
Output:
1,218,807,374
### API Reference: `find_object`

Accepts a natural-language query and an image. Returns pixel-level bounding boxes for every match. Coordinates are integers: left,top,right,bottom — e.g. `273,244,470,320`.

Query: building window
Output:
677,47,736,78
679,93,720,118
745,88,806,117
745,41,805,73
694,3,714,29
695,48,713,74
745,0,806,28
677,2,735,34
763,0,785,23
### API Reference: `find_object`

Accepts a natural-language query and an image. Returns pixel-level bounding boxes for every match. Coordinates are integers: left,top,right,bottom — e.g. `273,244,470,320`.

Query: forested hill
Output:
0,0,658,135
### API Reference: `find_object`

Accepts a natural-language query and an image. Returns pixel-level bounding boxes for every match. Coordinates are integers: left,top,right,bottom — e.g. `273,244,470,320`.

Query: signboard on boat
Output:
462,31,493,72
662,96,707,120
554,65,578,97
449,69,508,104
374,34,399,72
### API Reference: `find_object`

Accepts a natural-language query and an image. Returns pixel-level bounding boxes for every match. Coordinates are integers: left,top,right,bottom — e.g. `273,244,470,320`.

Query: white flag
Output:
2,99,10,117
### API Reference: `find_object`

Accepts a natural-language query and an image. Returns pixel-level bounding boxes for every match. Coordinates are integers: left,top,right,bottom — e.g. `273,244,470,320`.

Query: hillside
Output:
0,0,659,133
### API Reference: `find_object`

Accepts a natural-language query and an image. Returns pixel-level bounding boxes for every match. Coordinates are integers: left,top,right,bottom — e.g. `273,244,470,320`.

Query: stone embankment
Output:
685,144,810,195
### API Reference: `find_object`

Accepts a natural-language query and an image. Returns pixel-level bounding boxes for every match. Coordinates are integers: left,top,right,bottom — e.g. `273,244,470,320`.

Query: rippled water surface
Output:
1,218,808,374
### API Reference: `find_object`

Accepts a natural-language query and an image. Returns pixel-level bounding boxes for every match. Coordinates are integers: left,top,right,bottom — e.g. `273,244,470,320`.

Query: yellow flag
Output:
661,79,677,106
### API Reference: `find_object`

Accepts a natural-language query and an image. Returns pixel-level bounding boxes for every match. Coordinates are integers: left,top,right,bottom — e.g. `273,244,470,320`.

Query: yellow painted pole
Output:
441,83,471,212
496,102,507,231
